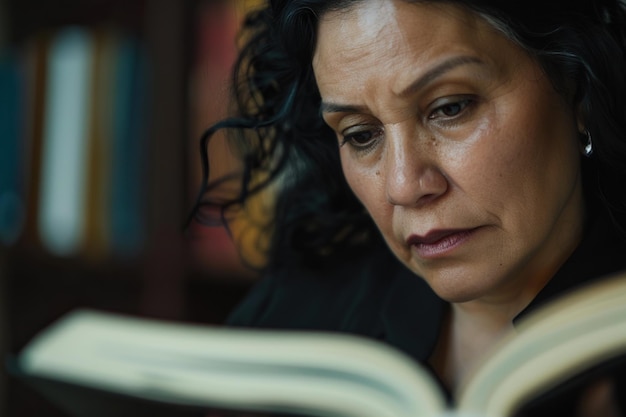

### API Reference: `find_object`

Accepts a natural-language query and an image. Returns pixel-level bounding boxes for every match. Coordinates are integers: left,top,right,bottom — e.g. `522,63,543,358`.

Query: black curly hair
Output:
189,0,626,271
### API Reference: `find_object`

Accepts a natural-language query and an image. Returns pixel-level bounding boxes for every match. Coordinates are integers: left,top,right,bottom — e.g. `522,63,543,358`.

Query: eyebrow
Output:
320,55,485,114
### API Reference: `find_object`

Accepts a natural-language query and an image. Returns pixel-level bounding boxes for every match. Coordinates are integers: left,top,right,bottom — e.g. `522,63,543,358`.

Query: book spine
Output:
38,28,94,256
20,35,49,247
83,30,116,260
109,37,147,256
0,51,26,246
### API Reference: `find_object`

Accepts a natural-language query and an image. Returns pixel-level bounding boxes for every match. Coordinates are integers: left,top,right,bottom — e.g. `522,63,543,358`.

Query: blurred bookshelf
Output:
0,0,260,415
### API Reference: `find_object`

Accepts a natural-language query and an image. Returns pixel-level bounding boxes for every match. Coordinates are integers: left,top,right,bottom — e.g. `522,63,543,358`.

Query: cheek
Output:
341,155,375,207
341,154,391,225
472,106,580,226
344,161,409,259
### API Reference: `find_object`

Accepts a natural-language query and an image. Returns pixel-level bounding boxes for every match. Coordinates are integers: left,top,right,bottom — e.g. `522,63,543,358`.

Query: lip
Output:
407,228,478,259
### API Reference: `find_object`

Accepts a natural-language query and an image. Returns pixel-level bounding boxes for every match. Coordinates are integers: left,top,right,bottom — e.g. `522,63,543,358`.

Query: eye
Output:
428,97,475,120
340,126,383,151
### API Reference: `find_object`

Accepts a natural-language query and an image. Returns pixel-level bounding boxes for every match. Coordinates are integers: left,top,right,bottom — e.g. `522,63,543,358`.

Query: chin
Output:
422,270,494,303
432,287,481,303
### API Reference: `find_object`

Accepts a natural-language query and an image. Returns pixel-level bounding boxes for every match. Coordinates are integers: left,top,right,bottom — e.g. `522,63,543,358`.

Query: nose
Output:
384,128,448,207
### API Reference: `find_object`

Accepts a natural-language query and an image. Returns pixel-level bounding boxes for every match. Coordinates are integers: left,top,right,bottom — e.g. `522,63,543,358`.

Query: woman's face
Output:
313,0,585,303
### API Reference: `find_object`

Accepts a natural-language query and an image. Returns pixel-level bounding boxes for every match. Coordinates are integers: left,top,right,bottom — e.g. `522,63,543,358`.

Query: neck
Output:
430,304,517,392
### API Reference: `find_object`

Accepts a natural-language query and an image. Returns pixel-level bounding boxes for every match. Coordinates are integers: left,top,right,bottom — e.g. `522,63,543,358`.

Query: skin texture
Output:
313,1,584,315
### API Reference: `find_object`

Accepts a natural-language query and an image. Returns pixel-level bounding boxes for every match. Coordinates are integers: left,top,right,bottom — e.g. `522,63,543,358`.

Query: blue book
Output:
109,37,147,256
0,51,26,246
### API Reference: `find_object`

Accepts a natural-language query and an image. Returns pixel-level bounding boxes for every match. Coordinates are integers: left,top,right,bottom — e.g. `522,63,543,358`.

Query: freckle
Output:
376,171,381,176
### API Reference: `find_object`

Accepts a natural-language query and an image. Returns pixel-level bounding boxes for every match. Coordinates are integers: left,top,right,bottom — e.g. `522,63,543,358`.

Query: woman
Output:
192,0,626,414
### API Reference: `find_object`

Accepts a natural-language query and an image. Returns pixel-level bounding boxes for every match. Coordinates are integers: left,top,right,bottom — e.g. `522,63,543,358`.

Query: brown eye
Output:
347,130,374,145
341,126,383,153
429,97,474,120
440,102,464,116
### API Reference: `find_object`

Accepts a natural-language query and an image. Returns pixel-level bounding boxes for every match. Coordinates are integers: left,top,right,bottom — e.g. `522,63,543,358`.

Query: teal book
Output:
0,51,26,246
109,36,147,257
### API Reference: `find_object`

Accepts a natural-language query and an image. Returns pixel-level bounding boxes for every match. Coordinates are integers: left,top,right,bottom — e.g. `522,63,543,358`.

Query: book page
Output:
457,273,626,417
18,310,448,417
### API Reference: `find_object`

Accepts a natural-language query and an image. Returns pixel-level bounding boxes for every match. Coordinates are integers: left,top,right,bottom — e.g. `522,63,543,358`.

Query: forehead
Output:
312,1,513,94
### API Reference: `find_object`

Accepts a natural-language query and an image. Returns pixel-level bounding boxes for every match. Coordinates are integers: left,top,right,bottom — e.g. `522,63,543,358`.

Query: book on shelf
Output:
20,34,49,247
38,27,93,256
83,29,148,259
108,35,147,257
0,51,26,246
83,29,116,260
9,271,626,417
19,26,148,258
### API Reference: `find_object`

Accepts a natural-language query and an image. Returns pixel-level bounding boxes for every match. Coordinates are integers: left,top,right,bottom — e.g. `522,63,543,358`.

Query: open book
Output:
9,272,626,417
